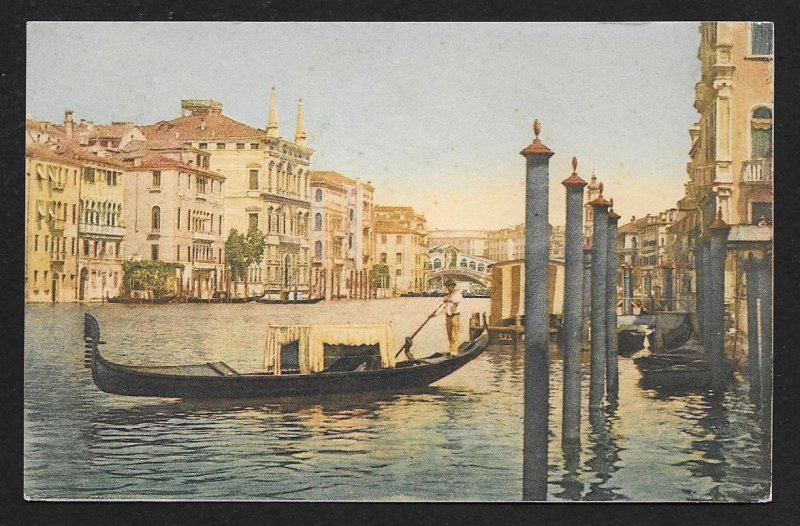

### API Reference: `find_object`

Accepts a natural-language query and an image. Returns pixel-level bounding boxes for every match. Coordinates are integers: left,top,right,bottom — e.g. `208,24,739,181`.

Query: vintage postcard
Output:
24,22,772,501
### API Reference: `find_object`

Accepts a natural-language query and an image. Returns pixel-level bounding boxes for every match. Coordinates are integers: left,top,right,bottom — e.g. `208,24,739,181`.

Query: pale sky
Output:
27,22,700,230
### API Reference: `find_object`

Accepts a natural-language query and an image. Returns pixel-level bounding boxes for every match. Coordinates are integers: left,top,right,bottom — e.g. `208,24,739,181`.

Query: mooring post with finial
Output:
561,156,587,445
708,208,730,390
606,199,621,402
520,119,554,502
588,183,610,409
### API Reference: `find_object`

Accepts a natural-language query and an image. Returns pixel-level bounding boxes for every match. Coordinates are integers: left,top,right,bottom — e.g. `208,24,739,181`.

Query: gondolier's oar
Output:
395,302,444,359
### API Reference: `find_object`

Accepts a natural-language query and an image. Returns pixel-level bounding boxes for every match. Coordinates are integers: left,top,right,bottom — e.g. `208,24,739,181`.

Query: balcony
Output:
278,234,304,246
80,223,125,238
741,159,772,183
192,230,216,242
50,251,67,263
49,218,66,232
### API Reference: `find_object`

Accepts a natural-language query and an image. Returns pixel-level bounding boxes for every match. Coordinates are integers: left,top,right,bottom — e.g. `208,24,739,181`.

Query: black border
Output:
3,0,798,524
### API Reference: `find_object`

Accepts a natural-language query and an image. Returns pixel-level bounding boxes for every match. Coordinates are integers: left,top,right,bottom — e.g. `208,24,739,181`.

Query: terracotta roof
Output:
561,173,588,187
375,220,424,235
27,137,125,169
520,138,553,157
120,138,204,155
310,170,356,187
140,113,266,141
126,153,225,180
75,123,139,139
617,216,651,234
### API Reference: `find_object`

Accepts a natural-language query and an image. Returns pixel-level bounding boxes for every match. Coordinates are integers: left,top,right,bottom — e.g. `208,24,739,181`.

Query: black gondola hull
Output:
85,314,488,399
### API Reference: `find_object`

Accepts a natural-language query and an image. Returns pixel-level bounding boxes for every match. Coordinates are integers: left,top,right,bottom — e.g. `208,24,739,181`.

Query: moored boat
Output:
83,313,488,399
256,297,323,305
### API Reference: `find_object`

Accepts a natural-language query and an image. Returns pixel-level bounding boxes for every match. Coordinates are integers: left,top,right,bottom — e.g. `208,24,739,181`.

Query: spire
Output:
267,86,279,137
294,98,306,146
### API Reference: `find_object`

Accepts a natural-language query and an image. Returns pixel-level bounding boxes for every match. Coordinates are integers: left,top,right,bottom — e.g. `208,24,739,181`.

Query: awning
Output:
265,323,396,374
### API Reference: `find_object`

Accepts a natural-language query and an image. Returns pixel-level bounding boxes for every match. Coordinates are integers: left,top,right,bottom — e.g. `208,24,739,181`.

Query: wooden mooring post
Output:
520,119,553,501
606,201,621,402
707,209,730,391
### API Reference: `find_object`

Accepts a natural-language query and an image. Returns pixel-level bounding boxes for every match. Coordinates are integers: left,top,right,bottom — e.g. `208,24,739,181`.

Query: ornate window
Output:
315,213,322,231
315,188,323,202
315,240,322,258
249,169,259,190
751,107,772,159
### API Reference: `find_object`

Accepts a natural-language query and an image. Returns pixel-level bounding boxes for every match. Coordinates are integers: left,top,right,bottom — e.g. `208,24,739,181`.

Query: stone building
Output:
374,206,428,295
484,223,525,263
140,91,314,296
310,171,375,299
676,22,773,316
25,127,82,303
117,140,226,298
427,230,488,257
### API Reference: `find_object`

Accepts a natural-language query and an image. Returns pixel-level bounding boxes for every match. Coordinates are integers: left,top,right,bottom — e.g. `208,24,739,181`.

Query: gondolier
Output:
436,279,463,355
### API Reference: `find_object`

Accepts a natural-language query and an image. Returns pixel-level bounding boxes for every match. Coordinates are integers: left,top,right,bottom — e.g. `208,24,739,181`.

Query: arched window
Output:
151,206,161,231
349,208,354,221
315,240,322,258
348,233,354,249
433,258,442,269
315,213,322,231
751,106,772,159
477,263,485,273
460,259,468,268
315,188,323,202
469,261,476,270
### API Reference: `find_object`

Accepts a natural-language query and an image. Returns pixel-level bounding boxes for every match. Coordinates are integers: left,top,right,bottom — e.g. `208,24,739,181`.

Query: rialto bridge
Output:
427,245,494,289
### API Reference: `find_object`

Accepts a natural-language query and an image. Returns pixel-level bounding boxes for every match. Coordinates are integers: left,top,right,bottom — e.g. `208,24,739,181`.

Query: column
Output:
520,119,554,502
589,186,610,409
707,209,730,389
623,264,633,315
663,265,674,312
606,204,620,401
560,157,586,445
745,254,761,402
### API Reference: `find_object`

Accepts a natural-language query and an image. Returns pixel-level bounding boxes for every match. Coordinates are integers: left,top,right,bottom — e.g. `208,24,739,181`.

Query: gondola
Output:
256,297,323,305
634,339,736,390
83,313,489,399
107,295,177,304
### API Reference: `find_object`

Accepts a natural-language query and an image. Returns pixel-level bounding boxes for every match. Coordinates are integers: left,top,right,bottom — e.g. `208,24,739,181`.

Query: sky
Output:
27,22,701,230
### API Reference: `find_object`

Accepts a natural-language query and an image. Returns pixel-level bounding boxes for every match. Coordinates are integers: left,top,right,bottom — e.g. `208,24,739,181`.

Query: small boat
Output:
256,297,323,305
83,313,489,399
635,339,735,390
618,327,646,356
107,295,177,304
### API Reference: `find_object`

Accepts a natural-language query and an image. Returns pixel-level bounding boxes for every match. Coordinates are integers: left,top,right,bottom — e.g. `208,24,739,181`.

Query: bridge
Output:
427,245,494,289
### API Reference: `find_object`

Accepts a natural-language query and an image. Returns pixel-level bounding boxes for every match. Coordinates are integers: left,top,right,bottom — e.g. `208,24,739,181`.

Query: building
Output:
75,147,127,301
583,170,604,247
679,22,773,312
140,91,314,296
617,209,679,312
549,225,566,261
310,171,375,299
117,140,226,298
427,230,488,257
374,206,428,295
25,126,82,303
485,223,525,263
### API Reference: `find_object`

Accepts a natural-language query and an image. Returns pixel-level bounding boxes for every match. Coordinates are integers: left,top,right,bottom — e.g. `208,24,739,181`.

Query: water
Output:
24,300,771,501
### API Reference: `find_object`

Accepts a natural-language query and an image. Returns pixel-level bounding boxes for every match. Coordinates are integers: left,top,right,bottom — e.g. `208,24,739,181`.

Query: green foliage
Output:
122,260,183,295
370,264,390,288
225,228,267,281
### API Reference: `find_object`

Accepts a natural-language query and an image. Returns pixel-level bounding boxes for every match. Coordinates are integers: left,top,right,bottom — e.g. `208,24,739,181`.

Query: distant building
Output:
140,91,315,295
485,223,525,263
375,206,428,294
117,140,226,298
427,230,488,257
310,171,375,299
549,225,565,261
427,245,493,292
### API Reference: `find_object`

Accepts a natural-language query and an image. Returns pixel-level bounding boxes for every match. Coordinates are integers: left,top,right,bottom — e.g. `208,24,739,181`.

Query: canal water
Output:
24,299,771,501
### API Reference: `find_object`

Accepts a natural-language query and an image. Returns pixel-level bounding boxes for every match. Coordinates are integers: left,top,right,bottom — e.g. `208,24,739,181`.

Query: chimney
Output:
200,118,206,131
86,121,94,131
64,110,75,139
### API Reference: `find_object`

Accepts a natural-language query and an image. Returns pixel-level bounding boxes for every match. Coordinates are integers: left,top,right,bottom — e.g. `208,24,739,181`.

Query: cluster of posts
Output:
521,120,622,501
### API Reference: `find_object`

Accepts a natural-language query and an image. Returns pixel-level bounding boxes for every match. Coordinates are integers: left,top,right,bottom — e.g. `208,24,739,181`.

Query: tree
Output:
121,260,183,298
225,228,266,297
